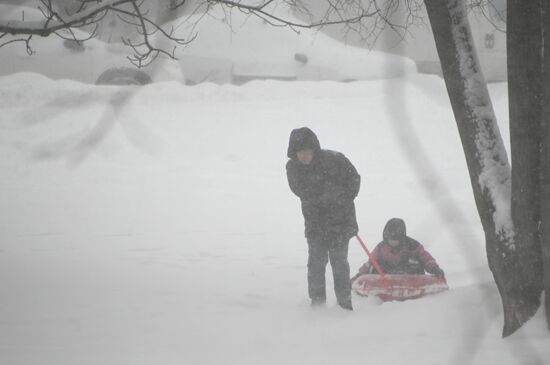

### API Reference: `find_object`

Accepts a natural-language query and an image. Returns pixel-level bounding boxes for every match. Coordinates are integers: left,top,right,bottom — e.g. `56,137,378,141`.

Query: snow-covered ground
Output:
0,70,548,365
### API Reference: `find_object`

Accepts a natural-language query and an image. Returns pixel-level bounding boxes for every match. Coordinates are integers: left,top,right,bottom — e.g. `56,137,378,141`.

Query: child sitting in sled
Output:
352,218,445,280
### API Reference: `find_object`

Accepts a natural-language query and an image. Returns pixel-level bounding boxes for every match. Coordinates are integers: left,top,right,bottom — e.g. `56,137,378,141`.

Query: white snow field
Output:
0,71,549,365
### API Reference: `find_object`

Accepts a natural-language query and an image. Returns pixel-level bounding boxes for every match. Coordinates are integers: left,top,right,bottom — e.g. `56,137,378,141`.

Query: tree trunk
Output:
507,0,545,330
424,0,539,336
541,0,550,329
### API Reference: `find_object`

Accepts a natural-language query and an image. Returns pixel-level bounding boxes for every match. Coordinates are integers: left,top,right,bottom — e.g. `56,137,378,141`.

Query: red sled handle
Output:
355,234,386,277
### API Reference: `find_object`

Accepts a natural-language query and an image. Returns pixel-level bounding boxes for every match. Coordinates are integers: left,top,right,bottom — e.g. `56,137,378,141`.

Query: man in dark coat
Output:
354,218,445,278
286,127,361,310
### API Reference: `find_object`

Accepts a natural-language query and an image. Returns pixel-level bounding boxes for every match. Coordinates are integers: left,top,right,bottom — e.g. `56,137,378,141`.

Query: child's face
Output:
297,149,314,165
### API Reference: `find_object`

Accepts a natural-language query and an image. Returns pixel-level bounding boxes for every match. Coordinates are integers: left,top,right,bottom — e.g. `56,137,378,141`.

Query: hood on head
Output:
383,218,406,242
287,127,321,159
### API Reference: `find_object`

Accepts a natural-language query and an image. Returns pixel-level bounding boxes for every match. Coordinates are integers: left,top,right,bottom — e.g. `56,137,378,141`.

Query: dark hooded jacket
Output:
358,218,442,275
286,127,361,239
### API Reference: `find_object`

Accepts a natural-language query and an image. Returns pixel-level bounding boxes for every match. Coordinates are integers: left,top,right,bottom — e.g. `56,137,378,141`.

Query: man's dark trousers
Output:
307,233,351,305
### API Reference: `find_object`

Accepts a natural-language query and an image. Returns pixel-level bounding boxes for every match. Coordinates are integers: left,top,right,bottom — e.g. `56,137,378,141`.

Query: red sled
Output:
353,235,449,302
352,273,449,302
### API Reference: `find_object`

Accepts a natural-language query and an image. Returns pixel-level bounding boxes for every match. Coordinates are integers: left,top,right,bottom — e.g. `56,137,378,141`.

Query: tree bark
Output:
507,0,545,331
425,0,539,336
541,0,550,330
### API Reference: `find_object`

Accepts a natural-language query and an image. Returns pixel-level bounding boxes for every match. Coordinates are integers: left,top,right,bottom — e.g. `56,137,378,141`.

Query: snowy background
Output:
1,6,549,365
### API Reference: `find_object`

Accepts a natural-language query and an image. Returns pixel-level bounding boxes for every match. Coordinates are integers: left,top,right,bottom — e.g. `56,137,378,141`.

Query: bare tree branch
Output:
0,0,424,67
0,34,34,55
0,0,131,36
105,1,196,67
212,0,380,29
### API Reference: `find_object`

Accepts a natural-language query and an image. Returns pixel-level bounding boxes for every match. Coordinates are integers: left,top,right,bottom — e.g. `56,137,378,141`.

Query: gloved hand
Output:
431,267,445,279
